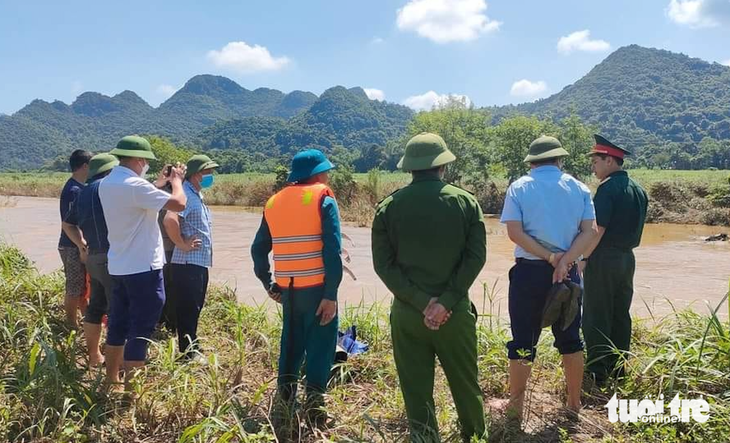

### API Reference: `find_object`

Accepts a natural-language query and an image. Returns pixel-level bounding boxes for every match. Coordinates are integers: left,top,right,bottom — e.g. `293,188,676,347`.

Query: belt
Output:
88,249,109,255
516,258,551,267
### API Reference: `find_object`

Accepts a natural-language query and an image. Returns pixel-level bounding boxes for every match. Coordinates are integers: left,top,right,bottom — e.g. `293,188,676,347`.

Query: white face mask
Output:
140,161,150,177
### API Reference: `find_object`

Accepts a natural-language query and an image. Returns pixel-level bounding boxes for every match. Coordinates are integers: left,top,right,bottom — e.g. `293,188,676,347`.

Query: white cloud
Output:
722,59,730,66
668,0,706,26
557,30,611,55
403,91,472,111
396,0,501,44
666,0,730,28
510,79,548,98
371,37,385,45
156,84,178,98
364,88,386,101
207,41,291,73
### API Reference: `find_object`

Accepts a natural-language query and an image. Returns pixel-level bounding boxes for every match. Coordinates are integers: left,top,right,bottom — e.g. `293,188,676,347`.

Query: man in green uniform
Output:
372,133,487,442
582,134,649,385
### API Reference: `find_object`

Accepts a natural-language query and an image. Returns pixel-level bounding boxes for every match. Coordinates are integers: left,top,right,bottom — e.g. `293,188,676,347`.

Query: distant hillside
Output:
156,75,317,136
493,45,730,152
0,75,316,170
197,86,414,170
2,45,730,171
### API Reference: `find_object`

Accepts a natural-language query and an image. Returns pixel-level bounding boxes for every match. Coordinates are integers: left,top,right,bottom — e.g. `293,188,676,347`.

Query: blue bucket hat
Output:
287,149,335,183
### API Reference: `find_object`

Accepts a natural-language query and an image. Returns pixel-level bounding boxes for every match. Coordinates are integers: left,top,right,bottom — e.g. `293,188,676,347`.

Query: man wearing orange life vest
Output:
251,149,342,429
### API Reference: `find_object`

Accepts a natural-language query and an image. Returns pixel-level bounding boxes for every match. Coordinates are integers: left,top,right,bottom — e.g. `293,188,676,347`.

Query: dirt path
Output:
1,196,728,317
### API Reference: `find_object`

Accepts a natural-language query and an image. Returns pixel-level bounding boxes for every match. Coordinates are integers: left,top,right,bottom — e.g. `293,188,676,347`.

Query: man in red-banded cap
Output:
581,134,648,386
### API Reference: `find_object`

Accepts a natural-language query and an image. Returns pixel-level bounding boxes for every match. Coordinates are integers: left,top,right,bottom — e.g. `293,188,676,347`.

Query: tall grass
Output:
1,243,729,441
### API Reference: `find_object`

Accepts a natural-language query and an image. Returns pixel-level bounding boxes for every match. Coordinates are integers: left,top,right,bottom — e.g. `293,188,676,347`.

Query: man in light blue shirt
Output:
502,160,596,261
500,136,597,421
164,154,218,359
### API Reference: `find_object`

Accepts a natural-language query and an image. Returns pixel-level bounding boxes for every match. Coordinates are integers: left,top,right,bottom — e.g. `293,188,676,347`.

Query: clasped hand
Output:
549,252,576,283
423,297,452,330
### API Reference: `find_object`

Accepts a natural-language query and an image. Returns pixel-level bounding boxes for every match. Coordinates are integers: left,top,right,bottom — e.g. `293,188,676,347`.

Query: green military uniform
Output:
583,135,649,382
372,133,487,442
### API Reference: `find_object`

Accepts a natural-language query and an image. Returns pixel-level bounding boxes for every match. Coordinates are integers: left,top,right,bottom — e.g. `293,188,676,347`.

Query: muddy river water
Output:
1,196,728,318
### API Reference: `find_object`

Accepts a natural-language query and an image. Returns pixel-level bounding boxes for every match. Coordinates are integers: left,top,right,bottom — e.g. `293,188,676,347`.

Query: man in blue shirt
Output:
163,154,219,359
251,149,342,433
500,136,597,421
64,153,118,367
59,149,92,327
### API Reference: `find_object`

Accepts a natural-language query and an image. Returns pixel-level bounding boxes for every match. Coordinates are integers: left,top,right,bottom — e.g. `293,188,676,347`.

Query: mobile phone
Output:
164,165,172,177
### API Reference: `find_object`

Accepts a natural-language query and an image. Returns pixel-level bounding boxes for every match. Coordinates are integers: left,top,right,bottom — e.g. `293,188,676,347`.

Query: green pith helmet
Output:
186,154,220,178
523,135,569,163
87,153,119,181
397,132,456,172
110,135,157,160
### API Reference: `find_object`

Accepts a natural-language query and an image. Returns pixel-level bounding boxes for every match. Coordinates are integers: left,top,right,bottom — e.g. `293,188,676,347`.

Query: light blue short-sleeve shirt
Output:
500,165,595,260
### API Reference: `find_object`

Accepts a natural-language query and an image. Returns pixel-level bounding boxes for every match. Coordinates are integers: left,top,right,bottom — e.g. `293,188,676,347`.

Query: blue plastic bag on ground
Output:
335,326,368,363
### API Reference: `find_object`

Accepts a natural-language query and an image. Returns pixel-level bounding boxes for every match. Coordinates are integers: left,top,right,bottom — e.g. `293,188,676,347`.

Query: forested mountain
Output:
0,75,316,170
492,45,730,159
197,86,414,170
2,45,730,171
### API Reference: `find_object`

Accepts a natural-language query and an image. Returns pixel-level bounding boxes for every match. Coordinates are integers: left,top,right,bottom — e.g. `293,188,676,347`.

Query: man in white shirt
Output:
99,135,186,391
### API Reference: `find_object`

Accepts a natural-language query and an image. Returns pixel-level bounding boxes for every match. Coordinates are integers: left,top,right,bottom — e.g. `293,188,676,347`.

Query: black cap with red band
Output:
588,134,632,159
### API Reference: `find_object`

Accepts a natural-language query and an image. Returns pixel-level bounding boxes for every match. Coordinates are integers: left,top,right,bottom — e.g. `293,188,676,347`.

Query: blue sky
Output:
1,0,729,115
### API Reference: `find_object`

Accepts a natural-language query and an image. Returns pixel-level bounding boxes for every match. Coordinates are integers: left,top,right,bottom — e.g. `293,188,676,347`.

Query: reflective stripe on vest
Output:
263,183,335,289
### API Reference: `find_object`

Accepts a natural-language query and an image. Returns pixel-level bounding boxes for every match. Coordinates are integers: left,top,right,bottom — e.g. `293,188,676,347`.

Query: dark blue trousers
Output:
507,260,583,361
107,270,165,361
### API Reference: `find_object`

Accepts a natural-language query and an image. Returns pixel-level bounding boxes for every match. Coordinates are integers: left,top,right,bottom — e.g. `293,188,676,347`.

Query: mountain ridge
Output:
1,45,730,170
492,44,730,150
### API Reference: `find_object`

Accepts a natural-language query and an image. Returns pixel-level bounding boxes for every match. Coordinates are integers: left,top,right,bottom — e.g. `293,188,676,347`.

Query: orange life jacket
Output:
263,183,335,289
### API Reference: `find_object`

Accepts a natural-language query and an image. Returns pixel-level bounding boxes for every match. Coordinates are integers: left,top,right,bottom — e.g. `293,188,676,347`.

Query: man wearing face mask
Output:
99,135,187,391
163,154,218,360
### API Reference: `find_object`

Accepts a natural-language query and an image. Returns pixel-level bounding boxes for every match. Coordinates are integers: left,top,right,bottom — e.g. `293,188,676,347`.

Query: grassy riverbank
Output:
1,169,729,227
1,244,729,442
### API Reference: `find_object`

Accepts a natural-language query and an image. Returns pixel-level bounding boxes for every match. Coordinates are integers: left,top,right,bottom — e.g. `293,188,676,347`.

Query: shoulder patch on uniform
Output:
455,185,476,196
445,183,477,197
377,188,402,206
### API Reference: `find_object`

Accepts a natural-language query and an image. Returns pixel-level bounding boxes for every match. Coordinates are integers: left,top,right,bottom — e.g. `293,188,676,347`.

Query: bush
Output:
244,178,275,207
699,208,730,226
273,165,289,192
363,169,382,204
471,180,506,215
329,165,358,205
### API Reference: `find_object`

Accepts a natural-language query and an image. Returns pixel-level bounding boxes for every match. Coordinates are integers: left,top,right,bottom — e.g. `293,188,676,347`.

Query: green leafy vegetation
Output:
1,245,728,441
195,86,414,173
0,76,316,171
495,45,730,169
